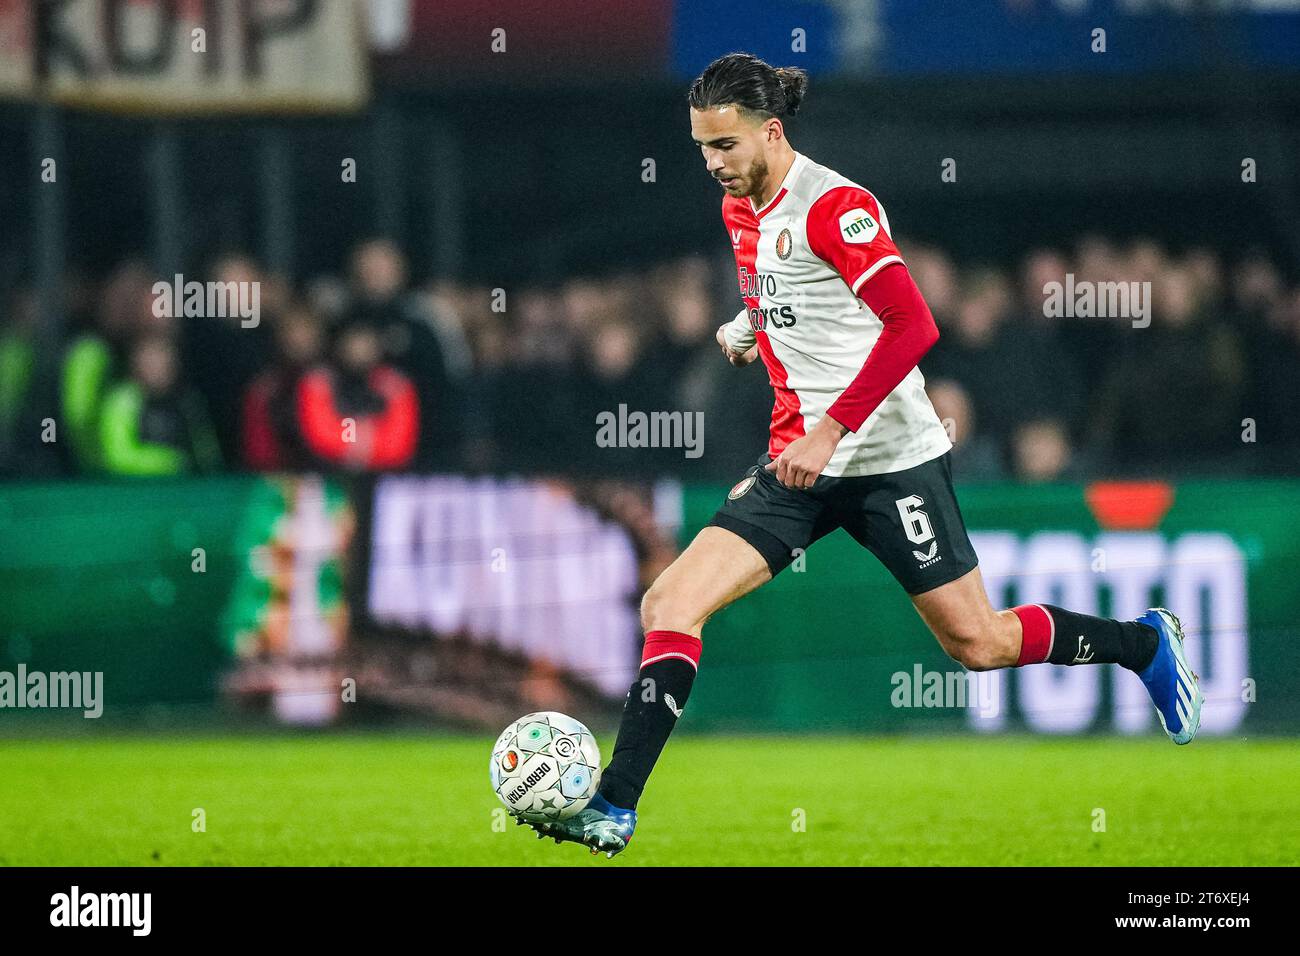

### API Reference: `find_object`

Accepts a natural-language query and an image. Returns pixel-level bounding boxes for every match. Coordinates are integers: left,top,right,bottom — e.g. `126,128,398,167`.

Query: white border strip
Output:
850,255,904,294
641,651,699,670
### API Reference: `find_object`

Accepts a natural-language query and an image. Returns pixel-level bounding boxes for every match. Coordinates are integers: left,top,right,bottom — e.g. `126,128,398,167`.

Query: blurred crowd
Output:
913,237,1300,480
1,235,1297,483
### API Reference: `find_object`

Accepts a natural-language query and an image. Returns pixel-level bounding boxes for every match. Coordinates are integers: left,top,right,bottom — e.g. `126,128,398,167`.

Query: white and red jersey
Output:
720,150,951,478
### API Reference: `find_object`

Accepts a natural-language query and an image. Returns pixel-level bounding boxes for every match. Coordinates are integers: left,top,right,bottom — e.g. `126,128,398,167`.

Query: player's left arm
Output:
766,186,939,489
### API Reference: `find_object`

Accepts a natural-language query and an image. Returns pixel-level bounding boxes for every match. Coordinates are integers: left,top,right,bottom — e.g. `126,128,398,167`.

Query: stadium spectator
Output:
926,378,1005,480
182,252,274,466
242,304,327,471
926,268,1019,442
1059,235,1129,383
578,318,666,476
1012,418,1074,483
1008,249,1087,429
1233,254,1300,470
60,260,153,471
1087,265,1247,471
99,334,220,476
348,239,462,465
642,257,716,388
296,321,419,472
905,245,960,329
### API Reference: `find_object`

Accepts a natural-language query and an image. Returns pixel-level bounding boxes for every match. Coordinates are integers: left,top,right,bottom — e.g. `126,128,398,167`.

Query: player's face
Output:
690,106,771,200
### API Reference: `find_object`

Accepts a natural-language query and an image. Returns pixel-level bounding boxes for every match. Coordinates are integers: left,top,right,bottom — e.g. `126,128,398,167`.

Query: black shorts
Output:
708,451,978,595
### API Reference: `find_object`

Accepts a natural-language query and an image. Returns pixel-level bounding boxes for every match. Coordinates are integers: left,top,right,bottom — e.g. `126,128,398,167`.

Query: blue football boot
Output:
1134,607,1203,745
522,792,637,858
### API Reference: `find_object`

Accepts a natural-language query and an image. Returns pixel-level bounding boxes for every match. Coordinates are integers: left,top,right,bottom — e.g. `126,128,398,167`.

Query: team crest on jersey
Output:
838,208,880,244
728,475,757,500
775,227,793,260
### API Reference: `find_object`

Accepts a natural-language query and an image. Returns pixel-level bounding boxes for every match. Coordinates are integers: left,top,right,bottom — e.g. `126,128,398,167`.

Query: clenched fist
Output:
715,324,759,367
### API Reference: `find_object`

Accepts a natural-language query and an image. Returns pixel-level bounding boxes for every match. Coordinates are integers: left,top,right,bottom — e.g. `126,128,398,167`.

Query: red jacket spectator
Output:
242,306,327,471
297,364,419,470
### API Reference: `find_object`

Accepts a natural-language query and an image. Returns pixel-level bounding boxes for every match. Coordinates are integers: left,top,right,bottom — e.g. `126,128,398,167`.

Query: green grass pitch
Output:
0,734,1295,866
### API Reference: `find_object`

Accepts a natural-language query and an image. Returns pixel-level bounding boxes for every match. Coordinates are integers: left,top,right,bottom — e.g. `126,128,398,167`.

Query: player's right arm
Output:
716,307,759,366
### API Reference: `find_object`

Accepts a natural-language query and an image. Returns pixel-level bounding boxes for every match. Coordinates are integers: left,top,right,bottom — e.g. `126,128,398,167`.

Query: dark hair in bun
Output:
688,53,809,120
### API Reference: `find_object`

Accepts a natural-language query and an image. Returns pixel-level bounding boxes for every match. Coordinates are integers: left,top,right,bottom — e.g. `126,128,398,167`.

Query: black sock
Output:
1040,605,1158,671
598,631,700,810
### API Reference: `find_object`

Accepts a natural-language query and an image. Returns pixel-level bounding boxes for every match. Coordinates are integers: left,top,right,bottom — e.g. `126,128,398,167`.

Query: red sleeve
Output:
242,376,282,471
366,368,420,469
824,262,940,433
297,368,354,463
804,185,904,295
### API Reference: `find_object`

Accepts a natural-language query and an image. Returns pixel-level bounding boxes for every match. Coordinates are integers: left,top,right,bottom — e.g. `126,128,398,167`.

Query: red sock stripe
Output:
641,630,703,670
1012,604,1055,666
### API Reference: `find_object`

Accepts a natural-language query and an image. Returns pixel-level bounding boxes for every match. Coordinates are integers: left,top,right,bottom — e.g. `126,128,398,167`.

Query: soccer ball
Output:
490,711,602,822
